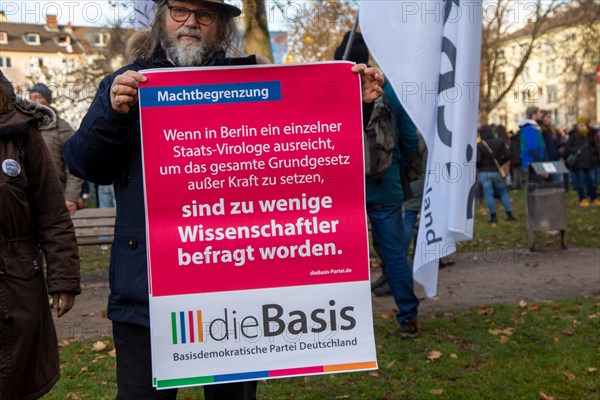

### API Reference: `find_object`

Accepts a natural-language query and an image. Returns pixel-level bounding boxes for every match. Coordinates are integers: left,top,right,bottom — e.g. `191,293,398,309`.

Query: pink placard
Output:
139,63,368,297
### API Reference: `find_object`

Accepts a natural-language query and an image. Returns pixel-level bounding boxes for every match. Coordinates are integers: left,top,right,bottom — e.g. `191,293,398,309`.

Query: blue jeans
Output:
367,202,419,324
403,209,418,261
479,171,512,215
98,184,116,208
571,169,597,201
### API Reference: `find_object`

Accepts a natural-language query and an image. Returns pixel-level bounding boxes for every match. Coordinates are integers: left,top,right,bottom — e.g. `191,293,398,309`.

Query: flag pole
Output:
342,12,360,61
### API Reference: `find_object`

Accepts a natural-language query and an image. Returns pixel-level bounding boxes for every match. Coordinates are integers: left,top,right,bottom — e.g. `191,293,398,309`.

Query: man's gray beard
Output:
162,36,208,67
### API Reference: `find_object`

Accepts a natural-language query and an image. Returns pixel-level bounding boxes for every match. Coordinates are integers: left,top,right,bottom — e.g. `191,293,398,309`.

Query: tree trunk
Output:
242,0,273,62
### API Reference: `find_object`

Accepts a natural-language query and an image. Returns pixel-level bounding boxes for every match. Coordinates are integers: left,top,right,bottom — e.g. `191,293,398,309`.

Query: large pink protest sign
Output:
139,63,368,297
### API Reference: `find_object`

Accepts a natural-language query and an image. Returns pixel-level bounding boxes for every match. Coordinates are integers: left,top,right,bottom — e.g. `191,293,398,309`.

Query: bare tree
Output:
479,0,566,123
23,1,133,126
557,0,600,121
279,0,357,63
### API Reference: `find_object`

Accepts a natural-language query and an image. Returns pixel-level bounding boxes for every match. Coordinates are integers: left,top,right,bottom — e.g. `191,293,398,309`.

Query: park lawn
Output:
48,297,599,399
463,188,600,251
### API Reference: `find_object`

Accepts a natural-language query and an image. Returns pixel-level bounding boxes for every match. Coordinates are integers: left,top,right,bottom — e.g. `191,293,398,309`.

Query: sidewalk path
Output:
373,247,600,316
54,247,600,341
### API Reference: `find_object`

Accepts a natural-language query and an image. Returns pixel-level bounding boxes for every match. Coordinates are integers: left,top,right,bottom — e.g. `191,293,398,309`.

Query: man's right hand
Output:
110,70,148,114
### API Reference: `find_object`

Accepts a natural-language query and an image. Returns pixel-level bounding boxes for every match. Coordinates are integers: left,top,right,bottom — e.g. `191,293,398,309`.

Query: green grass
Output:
461,188,600,251
48,297,600,399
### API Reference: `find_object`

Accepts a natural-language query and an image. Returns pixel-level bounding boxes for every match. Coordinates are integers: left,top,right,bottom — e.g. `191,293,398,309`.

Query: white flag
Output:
361,0,482,296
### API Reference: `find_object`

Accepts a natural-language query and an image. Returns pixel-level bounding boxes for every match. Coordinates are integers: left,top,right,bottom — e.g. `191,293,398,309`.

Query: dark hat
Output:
30,83,53,104
334,31,369,64
153,0,241,17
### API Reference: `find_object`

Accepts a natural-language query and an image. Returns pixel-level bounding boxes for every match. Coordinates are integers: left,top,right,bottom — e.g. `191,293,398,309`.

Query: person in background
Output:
567,116,599,206
507,129,523,189
519,106,547,179
1,71,80,399
334,31,421,338
29,83,83,215
64,2,383,399
477,125,516,223
538,109,564,183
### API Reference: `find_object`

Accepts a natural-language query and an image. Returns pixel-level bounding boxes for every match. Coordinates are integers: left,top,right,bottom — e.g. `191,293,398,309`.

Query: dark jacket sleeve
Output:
64,70,140,184
26,126,80,294
384,83,417,166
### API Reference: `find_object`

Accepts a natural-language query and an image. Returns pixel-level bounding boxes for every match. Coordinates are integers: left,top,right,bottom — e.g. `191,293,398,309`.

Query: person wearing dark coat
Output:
477,125,516,223
567,116,599,206
64,1,383,399
0,71,80,399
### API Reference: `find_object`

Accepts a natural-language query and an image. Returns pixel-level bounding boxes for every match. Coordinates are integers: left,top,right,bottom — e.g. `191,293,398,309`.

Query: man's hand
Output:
52,292,75,318
352,64,384,104
66,200,77,215
110,70,148,114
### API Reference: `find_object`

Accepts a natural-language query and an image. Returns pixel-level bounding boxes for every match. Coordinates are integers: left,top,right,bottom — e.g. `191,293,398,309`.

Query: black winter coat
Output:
567,129,598,171
477,136,512,173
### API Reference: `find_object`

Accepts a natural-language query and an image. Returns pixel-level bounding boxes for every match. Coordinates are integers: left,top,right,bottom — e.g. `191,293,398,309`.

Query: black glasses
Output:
168,5,217,25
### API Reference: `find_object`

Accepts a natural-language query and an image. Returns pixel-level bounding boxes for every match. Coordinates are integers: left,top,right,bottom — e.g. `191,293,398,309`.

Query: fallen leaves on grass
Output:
488,328,514,336
539,391,555,400
92,341,108,352
478,305,495,315
430,389,444,395
428,350,442,361
560,328,575,336
519,300,528,308
563,372,575,381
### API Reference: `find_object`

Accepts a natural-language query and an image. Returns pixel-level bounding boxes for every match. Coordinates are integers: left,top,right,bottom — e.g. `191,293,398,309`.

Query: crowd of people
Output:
476,105,600,223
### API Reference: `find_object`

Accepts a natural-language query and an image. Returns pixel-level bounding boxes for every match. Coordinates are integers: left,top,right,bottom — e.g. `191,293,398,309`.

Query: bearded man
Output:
65,1,383,399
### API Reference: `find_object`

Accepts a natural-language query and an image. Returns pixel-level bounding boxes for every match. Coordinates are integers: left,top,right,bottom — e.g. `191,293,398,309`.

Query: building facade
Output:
488,5,599,131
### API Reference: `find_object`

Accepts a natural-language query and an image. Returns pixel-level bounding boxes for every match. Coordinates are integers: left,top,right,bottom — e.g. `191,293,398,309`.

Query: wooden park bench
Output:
71,207,116,246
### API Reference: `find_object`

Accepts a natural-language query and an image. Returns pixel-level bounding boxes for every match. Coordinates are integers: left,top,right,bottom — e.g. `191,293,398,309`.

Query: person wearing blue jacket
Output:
519,106,548,174
65,2,384,399
334,31,420,339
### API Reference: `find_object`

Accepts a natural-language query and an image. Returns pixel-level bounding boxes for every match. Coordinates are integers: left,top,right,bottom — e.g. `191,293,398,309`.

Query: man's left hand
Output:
352,64,384,103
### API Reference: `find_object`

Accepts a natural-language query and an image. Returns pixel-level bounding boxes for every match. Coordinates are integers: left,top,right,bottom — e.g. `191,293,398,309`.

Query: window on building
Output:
547,60,556,78
94,32,110,47
0,31,7,44
57,35,71,45
519,43,529,55
498,72,505,86
25,33,40,45
0,57,12,68
547,85,557,103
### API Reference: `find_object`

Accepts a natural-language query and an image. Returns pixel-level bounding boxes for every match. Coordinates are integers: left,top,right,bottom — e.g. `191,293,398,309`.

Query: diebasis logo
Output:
171,311,204,344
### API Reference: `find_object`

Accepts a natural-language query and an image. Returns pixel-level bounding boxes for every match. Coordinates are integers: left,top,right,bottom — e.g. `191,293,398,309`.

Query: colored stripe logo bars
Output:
171,311,203,344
